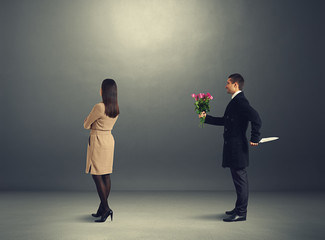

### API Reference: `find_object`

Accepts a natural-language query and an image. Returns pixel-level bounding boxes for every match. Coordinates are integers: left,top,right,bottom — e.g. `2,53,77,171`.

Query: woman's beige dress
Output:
84,103,118,175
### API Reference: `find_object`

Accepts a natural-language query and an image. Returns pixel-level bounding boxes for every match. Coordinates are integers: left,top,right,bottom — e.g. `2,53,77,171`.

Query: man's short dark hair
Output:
228,73,244,90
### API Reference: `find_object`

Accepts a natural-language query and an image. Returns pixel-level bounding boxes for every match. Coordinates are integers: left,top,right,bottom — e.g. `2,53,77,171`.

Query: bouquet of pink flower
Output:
192,92,213,127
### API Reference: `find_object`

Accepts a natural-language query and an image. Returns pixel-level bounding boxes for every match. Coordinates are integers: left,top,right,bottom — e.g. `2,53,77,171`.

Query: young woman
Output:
84,79,119,223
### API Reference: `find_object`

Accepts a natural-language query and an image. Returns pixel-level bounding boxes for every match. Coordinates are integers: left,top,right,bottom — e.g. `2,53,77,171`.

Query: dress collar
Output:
232,90,242,99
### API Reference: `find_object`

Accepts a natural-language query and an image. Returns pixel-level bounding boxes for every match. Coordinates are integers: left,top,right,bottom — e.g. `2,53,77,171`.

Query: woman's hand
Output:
250,142,259,146
199,111,206,118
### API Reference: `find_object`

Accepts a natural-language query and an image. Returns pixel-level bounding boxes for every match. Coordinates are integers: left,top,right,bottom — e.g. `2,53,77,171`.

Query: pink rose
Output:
206,92,213,100
199,93,205,99
191,93,196,98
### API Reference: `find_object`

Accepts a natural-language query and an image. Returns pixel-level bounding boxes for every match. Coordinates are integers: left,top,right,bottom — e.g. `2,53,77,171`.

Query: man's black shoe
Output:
223,213,246,222
225,209,236,215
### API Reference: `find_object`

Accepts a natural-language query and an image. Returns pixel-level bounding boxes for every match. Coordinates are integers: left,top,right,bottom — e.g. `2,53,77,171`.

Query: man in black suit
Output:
200,73,262,222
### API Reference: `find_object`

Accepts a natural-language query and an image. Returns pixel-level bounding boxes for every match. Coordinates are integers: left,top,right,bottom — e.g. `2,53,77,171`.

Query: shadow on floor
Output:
77,214,98,223
193,213,225,221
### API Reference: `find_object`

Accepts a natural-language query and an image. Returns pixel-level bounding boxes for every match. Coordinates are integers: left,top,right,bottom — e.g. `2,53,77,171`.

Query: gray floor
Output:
1,191,324,240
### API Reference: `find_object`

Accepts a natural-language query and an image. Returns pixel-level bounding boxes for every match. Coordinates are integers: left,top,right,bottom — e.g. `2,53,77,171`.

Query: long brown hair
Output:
101,79,119,118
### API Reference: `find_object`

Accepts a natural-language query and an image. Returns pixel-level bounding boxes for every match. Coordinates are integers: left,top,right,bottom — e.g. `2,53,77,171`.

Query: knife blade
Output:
259,137,279,143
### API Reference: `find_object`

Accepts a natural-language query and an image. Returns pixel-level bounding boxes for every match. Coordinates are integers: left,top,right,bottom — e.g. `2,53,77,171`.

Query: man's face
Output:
225,78,237,94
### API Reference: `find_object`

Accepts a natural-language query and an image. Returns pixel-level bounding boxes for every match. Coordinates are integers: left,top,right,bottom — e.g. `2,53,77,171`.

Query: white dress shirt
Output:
232,90,242,99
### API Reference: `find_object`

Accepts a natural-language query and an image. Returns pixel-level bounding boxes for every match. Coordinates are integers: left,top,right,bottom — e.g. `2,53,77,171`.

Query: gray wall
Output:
1,0,324,191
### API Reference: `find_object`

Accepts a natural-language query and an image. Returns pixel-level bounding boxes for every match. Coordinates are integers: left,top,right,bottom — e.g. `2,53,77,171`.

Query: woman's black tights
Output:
92,174,111,212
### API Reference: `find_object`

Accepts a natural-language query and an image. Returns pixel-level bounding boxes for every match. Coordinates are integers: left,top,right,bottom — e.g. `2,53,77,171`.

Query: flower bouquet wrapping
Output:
192,92,213,127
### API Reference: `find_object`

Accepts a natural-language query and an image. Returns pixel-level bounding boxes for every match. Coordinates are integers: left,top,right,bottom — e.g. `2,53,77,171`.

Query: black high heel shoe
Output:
95,209,113,223
91,204,103,217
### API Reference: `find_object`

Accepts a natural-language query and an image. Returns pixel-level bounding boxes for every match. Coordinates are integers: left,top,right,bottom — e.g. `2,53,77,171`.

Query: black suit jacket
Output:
205,92,262,168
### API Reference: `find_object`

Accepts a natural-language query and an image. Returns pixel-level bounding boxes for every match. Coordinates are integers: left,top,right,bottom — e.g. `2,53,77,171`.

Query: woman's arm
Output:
199,111,225,126
237,101,262,143
84,104,102,129
205,115,225,126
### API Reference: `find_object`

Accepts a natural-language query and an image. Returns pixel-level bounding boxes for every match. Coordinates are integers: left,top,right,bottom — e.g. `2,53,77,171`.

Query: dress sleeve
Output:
237,101,262,143
205,114,225,126
83,104,102,129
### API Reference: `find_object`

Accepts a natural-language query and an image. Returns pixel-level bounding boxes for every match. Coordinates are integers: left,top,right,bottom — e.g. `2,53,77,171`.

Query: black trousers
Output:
230,167,248,216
